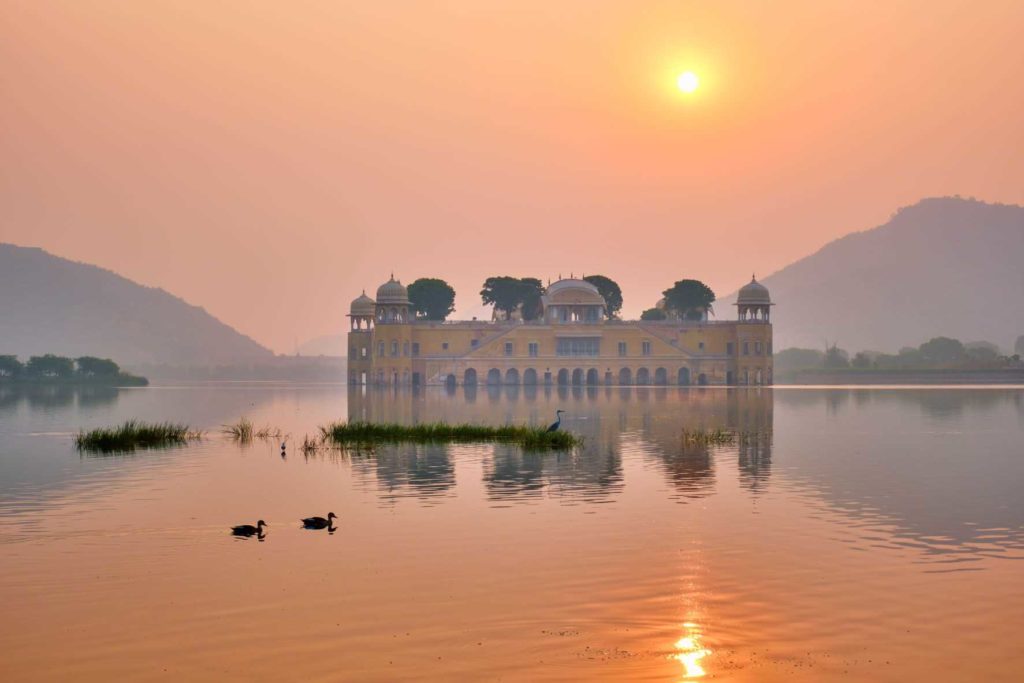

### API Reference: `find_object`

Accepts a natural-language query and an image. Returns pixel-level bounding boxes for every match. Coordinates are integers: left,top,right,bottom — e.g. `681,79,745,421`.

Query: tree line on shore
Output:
775,336,1024,374
0,354,147,385
404,275,716,321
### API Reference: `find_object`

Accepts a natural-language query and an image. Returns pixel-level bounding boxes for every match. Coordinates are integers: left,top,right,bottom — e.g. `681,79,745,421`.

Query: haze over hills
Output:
0,244,273,367
296,334,345,357
5,197,1022,368
723,197,1024,353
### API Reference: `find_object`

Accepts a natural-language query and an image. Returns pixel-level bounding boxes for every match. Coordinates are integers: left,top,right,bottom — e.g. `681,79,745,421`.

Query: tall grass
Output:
75,420,202,453
223,417,254,441
300,434,323,455
222,418,282,443
319,420,580,450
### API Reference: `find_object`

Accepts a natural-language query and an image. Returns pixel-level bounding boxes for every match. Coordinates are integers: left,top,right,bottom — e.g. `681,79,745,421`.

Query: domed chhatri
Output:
348,290,377,331
376,275,410,305
737,275,772,305
369,275,412,325
347,274,774,388
541,279,606,323
735,275,773,323
350,291,376,316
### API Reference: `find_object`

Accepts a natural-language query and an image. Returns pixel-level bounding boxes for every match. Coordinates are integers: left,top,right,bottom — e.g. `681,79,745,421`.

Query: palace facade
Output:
347,276,773,386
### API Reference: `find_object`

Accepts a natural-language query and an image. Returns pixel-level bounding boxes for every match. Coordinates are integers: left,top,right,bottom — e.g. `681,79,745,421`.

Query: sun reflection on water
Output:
672,621,711,679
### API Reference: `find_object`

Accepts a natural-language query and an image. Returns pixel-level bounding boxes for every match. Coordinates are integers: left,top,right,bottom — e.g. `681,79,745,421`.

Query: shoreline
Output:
780,368,1024,385
0,375,148,387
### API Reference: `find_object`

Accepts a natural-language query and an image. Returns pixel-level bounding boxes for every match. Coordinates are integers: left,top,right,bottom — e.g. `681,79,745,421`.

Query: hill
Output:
0,244,274,366
723,197,1024,352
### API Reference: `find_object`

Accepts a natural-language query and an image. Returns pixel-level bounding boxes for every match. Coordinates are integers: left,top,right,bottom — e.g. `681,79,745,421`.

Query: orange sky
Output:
3,1,1023,353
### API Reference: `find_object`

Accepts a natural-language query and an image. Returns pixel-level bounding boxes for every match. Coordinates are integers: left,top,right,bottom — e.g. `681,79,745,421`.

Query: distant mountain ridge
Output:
0,244,273,366
723,197,1024,352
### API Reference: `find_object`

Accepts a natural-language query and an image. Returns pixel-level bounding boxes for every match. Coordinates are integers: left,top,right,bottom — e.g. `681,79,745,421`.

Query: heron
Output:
231,520,267,537
301,512,337,529
546,410,565,432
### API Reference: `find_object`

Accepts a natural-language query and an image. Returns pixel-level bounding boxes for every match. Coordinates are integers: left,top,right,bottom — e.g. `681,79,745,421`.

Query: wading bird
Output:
301,512,337,529
231,520,267,537
547,410,565,432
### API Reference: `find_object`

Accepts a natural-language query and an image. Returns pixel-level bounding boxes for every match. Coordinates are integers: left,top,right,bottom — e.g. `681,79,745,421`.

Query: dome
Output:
737,276,771,305
349,291,376,316
376,275,410,305
543,278,606,306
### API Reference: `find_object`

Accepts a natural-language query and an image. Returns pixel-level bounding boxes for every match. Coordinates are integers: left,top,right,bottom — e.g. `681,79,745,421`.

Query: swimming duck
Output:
231,520,268,536
301,512,337,529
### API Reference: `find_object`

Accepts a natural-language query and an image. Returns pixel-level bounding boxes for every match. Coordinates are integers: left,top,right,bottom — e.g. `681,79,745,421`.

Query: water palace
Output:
347,276,773,387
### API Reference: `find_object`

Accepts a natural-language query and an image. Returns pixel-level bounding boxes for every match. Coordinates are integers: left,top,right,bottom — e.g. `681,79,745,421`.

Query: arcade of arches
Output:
443,365,754,387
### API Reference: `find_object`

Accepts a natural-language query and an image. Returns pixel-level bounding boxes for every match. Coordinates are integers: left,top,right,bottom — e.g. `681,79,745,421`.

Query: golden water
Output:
1,384,1023,681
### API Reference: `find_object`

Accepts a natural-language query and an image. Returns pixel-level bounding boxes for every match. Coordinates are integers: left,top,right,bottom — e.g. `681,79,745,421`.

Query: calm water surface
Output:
1,383,1023,681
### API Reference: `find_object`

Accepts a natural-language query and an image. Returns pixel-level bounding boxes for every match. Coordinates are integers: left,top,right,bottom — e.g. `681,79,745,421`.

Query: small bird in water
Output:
301,512,337,529
546,409,565,432
231,520,267,537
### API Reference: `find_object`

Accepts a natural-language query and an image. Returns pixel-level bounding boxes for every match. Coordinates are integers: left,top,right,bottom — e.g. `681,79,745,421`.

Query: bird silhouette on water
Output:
546,409,565,432
231,520,267,538
301,512,337,530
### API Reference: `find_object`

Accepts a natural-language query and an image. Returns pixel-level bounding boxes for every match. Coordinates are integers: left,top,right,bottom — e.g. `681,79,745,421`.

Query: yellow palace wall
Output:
348,319,772,386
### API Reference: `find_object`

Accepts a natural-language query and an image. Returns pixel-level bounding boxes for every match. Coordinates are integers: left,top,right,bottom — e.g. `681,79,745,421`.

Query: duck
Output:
231,520,267,537
301,512,337,529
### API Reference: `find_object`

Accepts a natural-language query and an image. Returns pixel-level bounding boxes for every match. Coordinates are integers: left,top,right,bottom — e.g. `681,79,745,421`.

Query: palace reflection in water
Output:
346,385,774,505
2,383,1023,681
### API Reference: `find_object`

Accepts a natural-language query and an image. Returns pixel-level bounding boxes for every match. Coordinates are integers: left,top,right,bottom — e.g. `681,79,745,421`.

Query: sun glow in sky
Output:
676,71,699,93
2,2,1023,352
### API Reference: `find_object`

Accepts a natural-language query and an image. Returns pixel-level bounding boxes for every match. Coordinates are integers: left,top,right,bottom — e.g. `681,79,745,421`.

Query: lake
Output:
1,383,1023,681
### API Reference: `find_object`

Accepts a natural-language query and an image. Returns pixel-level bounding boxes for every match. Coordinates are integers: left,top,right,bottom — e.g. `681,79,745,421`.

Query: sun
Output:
676,71,699,94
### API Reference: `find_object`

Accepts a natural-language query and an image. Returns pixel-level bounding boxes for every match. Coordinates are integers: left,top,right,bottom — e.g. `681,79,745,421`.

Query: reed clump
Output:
681,427,737,445
300,433,325,455
319,420,580,450
222,418,282,443
75,420,202,453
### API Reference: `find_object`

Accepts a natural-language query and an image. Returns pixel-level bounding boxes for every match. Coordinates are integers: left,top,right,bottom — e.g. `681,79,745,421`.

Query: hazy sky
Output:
3,1,1023,353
